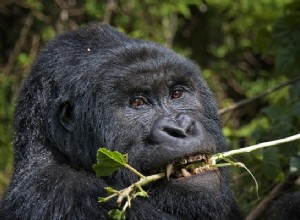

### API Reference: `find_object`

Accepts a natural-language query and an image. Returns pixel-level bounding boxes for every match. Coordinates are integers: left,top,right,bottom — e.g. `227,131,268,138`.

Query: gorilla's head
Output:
10,24,238,219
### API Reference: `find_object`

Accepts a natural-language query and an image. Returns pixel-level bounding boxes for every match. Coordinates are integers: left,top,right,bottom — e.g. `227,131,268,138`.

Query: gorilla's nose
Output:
150,113,201,145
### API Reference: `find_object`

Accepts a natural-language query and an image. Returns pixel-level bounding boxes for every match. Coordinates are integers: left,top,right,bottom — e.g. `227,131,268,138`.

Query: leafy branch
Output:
218,75,300,115
93,133,300,220
92,148,165,220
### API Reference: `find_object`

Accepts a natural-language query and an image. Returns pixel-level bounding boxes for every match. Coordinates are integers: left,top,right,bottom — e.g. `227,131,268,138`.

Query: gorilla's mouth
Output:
163,154,217,179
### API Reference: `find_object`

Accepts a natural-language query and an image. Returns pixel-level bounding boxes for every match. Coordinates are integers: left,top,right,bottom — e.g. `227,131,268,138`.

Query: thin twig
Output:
100,173,165,204
24,34,40,76
103,0,117,24
124,164,146,179
164,12,177,48
245,181,286,220
218,75,300,115
4,13,33,75
211,133,300,162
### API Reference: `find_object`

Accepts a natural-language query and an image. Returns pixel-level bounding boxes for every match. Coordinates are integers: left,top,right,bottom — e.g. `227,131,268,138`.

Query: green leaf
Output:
261,106,284,121
93,148,128,177
273,14,300,45
108,209,126,220
276,46,298,74
262,147,283,180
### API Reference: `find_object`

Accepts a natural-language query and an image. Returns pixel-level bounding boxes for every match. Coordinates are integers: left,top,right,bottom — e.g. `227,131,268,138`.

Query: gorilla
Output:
267,191,300,220
0,24,240,219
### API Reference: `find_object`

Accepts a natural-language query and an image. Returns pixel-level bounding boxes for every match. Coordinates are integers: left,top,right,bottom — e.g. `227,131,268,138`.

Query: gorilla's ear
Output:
58,101,74,131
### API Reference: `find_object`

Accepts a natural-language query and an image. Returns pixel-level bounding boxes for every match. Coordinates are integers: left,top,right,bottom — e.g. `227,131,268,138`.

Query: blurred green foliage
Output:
0,0,299,217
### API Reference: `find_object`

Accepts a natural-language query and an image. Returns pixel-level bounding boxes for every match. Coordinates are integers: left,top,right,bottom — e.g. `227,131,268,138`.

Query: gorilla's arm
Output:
1,164,177,220
267,191,300,220
1,165,108,220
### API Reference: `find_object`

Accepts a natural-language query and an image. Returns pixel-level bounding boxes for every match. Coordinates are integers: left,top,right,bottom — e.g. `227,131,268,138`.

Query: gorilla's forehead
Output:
98,42,201,92
116,71,196,94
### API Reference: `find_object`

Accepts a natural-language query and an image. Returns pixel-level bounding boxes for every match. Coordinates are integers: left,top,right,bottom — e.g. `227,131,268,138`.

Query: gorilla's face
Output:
122,70,222,193
106,60,221,187
79,44,232,218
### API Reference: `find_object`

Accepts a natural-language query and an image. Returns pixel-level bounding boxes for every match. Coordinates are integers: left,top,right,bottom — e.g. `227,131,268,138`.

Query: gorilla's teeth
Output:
179,159,187,164
193,167,204,174
166,164,174,179
204,155,209,164
187,154,205,163
181,168,191,177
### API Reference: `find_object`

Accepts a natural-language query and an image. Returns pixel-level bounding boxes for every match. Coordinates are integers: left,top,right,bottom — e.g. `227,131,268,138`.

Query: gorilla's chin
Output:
147,169,233,219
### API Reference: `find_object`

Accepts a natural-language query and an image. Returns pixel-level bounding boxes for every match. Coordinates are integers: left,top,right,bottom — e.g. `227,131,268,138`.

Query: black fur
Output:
267,191,300,220
0,24,240,219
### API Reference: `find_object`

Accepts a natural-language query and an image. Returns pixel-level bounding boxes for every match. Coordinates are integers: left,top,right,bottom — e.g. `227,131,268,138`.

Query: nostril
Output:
176,114,195,135
162,127,186,138
185,121,195,135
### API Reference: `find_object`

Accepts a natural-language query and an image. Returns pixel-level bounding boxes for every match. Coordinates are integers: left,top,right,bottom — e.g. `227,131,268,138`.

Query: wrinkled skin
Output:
0,24,240,220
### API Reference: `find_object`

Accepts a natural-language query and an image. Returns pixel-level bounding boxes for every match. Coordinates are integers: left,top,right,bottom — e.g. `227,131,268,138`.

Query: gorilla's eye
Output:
171,89,184,99
130,96,147,108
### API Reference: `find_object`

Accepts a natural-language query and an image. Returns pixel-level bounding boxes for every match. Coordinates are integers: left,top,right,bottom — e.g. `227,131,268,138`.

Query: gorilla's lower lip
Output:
169,170,221,193
162,153,217,179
